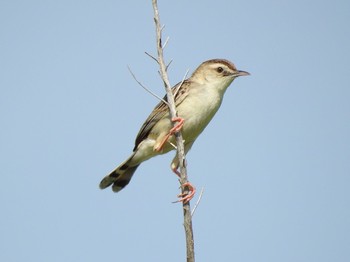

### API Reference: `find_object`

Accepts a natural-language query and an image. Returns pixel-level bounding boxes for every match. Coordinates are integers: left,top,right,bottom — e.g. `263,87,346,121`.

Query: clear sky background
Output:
1,1,349,261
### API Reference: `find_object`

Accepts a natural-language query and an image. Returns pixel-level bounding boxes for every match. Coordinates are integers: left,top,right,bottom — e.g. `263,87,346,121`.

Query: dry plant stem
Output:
151,1,195,262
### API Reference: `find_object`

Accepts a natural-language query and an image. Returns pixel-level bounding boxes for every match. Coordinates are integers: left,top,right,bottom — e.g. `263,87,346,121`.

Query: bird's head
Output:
191,59,250,92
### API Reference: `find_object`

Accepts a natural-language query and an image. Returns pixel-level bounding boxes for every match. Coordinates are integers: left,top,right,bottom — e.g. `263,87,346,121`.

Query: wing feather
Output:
133,80,190,151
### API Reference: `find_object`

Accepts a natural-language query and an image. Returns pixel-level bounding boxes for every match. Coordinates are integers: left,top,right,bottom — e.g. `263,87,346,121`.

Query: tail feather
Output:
99,155,140,192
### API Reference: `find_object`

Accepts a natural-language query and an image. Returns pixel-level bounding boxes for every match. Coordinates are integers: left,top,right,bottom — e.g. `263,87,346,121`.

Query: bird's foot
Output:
155,117,184,152
174,182,196,204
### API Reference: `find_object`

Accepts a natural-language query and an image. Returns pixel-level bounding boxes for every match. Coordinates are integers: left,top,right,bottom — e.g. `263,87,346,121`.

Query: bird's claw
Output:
173,182,196,204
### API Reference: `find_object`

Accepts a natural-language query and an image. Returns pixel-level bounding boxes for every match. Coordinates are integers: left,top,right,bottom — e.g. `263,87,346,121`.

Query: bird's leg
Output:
172,162,195,203
155,117,184,152
172,165,181,177
171,159,196,204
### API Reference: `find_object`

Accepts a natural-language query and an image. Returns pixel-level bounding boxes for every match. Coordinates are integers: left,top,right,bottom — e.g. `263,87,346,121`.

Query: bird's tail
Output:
99,154,140,192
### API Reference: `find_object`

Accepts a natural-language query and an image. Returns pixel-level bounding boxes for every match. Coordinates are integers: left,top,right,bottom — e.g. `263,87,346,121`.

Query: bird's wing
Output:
133,80,190,151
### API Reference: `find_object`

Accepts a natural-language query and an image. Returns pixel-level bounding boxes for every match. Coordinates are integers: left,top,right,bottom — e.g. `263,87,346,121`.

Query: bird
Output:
99,59,249,202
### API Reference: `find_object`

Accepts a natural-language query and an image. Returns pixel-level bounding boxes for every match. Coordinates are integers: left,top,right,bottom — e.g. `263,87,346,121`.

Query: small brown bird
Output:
99,59,249,201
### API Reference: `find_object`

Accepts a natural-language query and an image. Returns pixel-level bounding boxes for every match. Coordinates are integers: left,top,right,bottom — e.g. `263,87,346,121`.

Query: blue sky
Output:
1,1,350,261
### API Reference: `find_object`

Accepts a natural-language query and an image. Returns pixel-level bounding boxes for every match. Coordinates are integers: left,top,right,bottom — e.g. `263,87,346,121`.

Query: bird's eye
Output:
217,67,224,73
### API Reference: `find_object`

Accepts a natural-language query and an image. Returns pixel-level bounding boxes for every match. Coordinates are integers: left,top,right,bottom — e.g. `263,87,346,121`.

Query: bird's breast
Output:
178,89,223,142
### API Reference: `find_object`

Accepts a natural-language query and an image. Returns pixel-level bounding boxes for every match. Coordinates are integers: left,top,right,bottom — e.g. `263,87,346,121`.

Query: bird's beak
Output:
235,70,250,77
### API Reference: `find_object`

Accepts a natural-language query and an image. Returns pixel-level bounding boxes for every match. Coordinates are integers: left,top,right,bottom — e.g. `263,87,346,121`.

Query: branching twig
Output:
163,36,170,49
165,59,173,71
144,51,159,64
174,69,190,98
151,1,195,262
127,66,168,105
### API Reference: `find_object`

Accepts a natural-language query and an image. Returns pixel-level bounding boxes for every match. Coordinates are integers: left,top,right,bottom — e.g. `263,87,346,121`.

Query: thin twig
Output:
168,141,177,150
174,69,190,98
144,51,159,64
191,188,204,217
127,66,168,105
163,36,170,49
166,59,173,71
